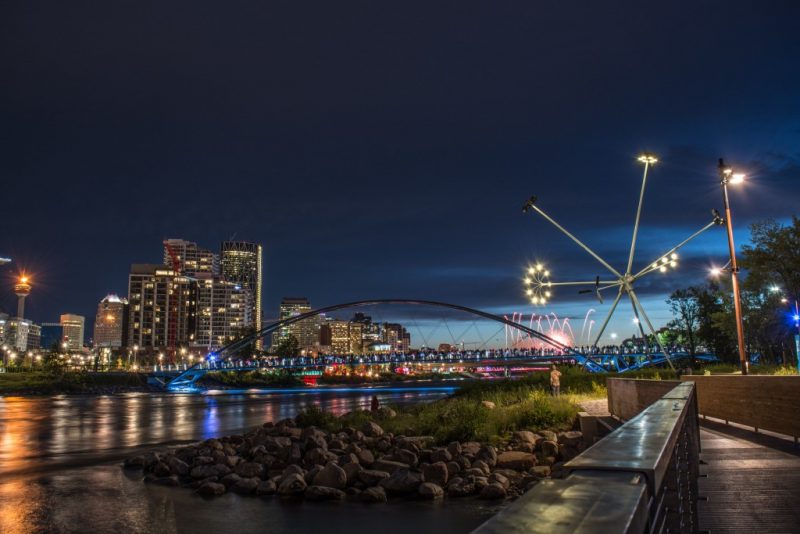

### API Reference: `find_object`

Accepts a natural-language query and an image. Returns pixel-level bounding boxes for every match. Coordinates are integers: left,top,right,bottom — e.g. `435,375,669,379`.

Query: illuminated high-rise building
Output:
60,314,85,350
194,274,248,350
93,295,129,348
272,297,319,351
127,264,197,356
163,239,218,276
220,241,262,342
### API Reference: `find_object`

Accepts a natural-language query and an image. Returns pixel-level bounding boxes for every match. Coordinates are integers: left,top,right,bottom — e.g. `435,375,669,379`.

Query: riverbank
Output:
0,371,154,395
124,378,592,507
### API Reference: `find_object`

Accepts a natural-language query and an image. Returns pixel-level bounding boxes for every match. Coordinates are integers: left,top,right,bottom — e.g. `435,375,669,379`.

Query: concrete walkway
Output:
698,421,800,533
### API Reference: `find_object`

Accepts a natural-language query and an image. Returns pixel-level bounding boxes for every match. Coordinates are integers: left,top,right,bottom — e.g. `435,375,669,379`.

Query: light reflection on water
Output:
0,387,498,534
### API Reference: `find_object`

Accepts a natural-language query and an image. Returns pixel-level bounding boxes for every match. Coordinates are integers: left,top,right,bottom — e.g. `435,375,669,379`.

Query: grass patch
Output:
294,374,587,445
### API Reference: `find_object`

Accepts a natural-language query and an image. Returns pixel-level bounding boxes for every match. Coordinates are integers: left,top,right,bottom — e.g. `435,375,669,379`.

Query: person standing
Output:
550,364,562,396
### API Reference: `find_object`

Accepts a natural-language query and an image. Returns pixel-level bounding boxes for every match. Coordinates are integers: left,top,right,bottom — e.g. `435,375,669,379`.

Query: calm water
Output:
0,387,500,534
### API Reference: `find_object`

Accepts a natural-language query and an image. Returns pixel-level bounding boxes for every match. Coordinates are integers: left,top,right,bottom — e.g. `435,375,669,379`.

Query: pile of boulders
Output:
124,415,584,503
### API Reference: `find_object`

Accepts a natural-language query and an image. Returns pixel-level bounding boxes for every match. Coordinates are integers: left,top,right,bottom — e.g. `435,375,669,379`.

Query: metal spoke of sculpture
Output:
522,155,724,369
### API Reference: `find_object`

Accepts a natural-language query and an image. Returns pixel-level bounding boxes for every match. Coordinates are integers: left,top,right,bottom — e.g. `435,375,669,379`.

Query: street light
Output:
719,158,748,375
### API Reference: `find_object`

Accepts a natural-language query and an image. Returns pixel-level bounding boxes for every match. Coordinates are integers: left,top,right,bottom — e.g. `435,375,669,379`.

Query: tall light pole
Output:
718,158,748,375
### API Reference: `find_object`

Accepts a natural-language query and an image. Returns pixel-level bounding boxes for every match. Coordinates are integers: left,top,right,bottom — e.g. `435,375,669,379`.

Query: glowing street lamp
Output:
718,158,748,374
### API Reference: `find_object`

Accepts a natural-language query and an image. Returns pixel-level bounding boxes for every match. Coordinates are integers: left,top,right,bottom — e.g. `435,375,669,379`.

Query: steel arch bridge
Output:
166,299,715,391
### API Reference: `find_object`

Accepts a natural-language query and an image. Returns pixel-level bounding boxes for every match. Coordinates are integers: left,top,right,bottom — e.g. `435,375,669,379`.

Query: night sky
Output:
1,1,799,345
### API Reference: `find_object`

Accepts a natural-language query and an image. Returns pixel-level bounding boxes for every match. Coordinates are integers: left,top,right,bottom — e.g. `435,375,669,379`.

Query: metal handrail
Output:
473,382,699,533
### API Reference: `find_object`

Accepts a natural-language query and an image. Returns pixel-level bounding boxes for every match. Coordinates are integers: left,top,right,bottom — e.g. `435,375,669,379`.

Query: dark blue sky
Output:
1,1,799,343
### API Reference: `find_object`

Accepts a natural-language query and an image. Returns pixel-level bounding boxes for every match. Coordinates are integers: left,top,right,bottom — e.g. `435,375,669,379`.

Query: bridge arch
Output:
218,299,585,359
167,299,601,389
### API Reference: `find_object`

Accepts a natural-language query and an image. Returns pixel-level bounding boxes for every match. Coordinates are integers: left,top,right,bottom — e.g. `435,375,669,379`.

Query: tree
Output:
272,335,300,358
231,326,258,358
741,217,800,301
666,287,702,355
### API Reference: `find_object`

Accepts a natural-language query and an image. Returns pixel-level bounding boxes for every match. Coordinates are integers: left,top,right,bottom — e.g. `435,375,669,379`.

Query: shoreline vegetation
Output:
1,363,796,396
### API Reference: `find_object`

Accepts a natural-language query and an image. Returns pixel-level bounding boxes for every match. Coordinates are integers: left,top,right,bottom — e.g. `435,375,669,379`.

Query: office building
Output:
163,239,218,276
2,316,40,352
93,295,129,348
272,297,318,351
383,323,411,352
221,241,262,339
194,274,248,350
60,314,85,351
127,264,197,355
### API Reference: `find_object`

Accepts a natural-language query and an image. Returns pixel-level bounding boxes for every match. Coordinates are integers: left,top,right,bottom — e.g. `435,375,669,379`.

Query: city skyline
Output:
2,2,799,345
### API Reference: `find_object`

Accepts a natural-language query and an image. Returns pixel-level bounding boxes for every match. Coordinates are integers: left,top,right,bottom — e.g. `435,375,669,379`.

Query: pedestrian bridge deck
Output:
698,420,800,533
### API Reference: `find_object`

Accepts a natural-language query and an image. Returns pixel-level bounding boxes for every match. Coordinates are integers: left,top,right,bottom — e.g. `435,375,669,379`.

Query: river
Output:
0,387,501,533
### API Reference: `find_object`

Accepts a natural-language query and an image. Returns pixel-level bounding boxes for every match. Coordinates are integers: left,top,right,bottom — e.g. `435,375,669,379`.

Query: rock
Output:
447,478,476,498
256,480,277,495
221,473,242,488
430,449,452,463
418,482,444,500
358,469,391,486
380,468,424,495
277,473,307,496
472,459,490,475
377,407,397,419
480,482,507,500
541,440,559,458
373,459,409,474
513,442,536,454
305,485,346,501
153,461,171,478
300,426,327,441
235,462,264,479
474,476,489,491
394,449,418,467
456,455,471,470
477,446,497,467
124,455,145,469
190,464,231,480
513,431,539,444
356,448,375,467
541,456,556,466
446,461,461,476
558,431,583,447
282,464,305,478
232,477,260,495
339,453,359,466
342,462,363,485
496,451,536,471
306,448,338,466
488,472,510,489
447,442,462,456
464,467,486,478
481,401,496,410
205,439,223,450
359,486,388,503
461,442,482,456
304,465,323,484
532,465,551,478
196,481,226,497
422,462,449,487
539,430,557,442
361,421,384,438
312,462,347,489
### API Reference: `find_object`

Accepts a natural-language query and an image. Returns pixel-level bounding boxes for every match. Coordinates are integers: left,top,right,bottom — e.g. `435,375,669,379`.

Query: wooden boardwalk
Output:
698,420,800,533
